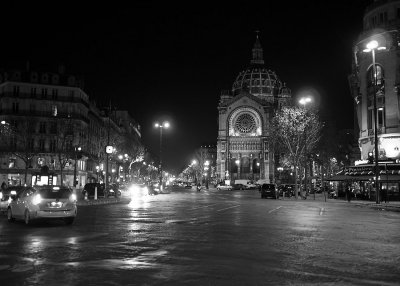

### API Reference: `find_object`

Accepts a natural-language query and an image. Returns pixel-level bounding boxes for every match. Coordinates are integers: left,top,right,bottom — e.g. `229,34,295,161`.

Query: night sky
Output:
1,0,372,174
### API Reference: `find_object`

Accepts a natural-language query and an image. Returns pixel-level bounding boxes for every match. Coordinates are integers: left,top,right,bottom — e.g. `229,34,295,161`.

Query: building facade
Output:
216,35,292,183
0,66,142,187
346,0,400,200
349,0,400,162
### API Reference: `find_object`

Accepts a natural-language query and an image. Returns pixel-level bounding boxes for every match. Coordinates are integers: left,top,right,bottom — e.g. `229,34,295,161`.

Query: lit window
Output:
52,105,58,116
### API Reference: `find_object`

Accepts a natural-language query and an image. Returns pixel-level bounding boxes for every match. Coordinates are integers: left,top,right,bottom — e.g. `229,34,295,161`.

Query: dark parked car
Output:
261,183,279,199
233,183,246,190
82,183,121,199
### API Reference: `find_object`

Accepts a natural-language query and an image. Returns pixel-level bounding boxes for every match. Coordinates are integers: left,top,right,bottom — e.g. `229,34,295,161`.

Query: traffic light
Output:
367,152,374,164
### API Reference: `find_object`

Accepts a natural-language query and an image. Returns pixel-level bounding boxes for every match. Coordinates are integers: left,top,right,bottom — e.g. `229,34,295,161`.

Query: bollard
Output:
94,187,98,200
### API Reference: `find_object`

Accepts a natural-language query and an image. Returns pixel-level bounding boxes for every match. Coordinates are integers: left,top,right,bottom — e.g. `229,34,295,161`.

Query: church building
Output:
216,35,292,183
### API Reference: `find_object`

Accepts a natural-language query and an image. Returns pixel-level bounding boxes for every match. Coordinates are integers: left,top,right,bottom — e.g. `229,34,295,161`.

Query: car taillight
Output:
32,194,42,205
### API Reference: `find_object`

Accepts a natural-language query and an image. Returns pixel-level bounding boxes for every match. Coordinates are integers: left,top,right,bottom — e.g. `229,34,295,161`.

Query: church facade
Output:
216,35,292,183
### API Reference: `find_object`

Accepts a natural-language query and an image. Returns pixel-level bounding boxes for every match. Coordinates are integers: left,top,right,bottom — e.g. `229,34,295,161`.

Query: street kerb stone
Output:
77,197,131,206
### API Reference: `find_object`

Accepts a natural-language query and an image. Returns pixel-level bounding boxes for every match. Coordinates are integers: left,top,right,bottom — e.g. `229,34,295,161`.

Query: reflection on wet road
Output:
0,187,399,285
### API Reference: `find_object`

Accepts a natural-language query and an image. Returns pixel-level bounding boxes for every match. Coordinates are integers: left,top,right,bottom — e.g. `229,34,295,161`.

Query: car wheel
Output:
65,217,75,225
7,208,14,222
24,210,31,225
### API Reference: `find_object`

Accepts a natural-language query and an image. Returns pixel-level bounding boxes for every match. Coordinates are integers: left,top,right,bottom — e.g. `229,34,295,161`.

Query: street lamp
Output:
299,96,312,198
204,160,210,189
154,121,170,190
73,146,81,187
363,40,386,204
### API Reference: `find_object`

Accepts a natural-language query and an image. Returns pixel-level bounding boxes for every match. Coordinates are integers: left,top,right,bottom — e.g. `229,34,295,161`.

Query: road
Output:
0,187,399,285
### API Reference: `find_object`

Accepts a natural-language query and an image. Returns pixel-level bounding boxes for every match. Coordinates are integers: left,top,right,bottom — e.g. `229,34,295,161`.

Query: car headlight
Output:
70,193,77,202
32,194,42,205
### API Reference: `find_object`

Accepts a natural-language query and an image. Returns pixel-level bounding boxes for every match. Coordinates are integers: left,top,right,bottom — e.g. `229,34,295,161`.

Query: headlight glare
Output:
32,194,42,205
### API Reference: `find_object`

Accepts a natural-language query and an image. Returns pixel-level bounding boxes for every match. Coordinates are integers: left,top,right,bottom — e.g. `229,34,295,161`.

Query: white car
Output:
217,184,233,191
7,185,77,225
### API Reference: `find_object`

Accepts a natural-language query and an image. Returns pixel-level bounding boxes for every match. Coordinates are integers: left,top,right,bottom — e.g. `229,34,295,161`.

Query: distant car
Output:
107,183,122,197
82,183,121,199
185,184,192,189
1,186,30,214
217,184,233,191
261,183,279,199
7,185,77,225
278,184,295,197
233,183,246,190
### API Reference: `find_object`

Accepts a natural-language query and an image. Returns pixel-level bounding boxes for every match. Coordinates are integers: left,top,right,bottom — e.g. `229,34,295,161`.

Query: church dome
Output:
232,34,288,99
232,67,283,97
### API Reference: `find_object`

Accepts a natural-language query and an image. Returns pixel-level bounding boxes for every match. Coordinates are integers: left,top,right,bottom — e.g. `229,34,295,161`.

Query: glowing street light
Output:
299,95,313,198
154,121,170,189
363,39,386,204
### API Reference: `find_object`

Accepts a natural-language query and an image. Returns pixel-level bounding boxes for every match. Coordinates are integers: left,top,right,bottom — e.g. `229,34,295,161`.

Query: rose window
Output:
235,113,256,134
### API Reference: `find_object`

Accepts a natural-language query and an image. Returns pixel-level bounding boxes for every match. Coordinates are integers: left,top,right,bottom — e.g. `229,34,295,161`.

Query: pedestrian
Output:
197,183,201,192
346,185,351,202
1,181,6,191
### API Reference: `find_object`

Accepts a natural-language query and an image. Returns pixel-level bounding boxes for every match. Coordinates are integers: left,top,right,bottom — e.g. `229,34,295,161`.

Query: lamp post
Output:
363,40,386,204
204,160,210,189
191,160,197,184
73,146,81,187
299,96,312,198
155,121,170,190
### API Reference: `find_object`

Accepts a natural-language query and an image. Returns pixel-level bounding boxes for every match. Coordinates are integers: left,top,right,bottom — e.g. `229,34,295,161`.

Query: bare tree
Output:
269,107,323,198
0,120,39,185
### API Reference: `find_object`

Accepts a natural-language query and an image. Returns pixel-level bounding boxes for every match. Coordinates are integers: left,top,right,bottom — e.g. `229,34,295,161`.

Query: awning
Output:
325,174,400,182
325,175,352,181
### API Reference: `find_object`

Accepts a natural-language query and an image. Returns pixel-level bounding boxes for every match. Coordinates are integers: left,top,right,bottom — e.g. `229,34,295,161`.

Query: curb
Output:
353,203,400,212
77,197,131,206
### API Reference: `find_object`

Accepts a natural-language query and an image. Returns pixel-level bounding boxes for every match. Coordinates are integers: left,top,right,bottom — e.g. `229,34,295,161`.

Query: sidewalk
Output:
291,193,400,212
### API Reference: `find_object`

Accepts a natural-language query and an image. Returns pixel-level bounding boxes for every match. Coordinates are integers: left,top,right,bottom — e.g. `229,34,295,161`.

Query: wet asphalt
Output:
0,187,399,286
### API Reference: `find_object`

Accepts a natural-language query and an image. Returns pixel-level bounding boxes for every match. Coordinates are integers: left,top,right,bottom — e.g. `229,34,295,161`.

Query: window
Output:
66,140,73,151
52,89,58,99
52,105,58,116
30,87,36,97
68,90,74,99
378,107,385,127
39,122,46,134
41,88,47,99
28,138,34,150
368,109,373,130
39,139,45,152
12,102,19,113
13,86,19,96
367,65,384,87
9,158,16,168
50,140,56,152
50,122,57,134
30,103,36,112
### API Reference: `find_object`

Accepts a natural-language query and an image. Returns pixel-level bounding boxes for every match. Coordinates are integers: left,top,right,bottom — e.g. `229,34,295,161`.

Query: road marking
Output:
268,206,282,213
190,203,219,210
319,208,325,215
216,205,240,212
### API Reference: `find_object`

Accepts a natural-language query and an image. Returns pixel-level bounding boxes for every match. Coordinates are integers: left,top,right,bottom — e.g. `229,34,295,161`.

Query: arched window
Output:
367,64,384,87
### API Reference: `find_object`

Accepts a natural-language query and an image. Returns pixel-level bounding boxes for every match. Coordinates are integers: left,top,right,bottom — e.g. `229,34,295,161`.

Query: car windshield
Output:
262,184,275,190
38,187,72,199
